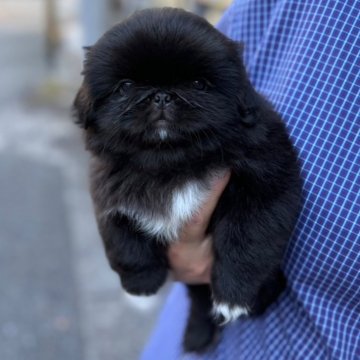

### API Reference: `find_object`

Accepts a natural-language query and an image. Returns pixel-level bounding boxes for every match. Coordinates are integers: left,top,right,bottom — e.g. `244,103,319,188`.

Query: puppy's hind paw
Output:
212,302,250,325
183,318,217,353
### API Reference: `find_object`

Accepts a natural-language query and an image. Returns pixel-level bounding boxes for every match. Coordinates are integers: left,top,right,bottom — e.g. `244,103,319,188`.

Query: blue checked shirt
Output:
142,1,360,359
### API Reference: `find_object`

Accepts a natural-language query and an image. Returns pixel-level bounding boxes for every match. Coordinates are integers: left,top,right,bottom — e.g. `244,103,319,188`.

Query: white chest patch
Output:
115,180,210,242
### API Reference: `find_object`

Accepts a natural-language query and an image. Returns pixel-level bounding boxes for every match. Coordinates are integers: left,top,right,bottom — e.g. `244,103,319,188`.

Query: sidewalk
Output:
0,8,167,360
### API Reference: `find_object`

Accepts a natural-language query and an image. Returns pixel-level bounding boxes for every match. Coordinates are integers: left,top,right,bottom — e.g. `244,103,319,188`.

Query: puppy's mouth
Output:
151,119,170,141
150,119,168,141
154,119,168,128
142,107,185,144
143,113,180,144
146,110,173,140
152,119,170,130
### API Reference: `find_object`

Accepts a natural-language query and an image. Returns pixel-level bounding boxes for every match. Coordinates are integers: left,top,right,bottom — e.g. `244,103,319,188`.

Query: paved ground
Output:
0,11,168,360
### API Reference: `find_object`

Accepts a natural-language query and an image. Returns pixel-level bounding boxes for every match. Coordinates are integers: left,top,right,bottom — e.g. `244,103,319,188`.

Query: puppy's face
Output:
74,8,249,154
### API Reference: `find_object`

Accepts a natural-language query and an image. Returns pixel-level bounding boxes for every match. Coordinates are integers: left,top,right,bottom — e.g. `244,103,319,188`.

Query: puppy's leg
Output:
252,268,287,315
210,199,292,323
183,285,217,353
98,214,168,295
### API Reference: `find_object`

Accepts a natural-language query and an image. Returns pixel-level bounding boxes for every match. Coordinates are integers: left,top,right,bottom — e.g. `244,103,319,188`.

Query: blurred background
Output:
0,1,231,359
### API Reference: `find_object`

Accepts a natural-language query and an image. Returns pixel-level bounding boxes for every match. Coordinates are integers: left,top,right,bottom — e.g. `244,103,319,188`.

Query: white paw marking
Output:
212,302,250,325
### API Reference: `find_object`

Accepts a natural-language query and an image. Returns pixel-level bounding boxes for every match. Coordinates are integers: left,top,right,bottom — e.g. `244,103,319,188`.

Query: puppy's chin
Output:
142,123,185,145
145,128,170,143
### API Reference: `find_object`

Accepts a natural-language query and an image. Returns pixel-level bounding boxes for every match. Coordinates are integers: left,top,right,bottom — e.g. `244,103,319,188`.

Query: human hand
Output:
167,172,231,284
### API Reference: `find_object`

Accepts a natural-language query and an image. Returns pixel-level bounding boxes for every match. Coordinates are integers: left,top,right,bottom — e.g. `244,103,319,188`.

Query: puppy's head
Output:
73,8,253,155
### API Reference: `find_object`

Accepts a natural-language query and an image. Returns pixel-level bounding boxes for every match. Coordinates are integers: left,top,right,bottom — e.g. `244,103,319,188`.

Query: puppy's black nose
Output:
153,92,172,108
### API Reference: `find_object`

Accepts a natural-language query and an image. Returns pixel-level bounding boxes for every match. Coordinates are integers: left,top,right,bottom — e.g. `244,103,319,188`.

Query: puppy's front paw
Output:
212,302,250,324
121,267,167,296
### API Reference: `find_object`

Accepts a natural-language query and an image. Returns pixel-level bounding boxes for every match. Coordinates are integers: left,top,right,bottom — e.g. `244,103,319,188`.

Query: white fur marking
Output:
158,129,168,140
212,302,249,325
114,180,209,242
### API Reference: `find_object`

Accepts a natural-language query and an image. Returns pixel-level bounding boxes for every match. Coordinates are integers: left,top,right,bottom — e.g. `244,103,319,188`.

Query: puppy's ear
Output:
72,83,95,129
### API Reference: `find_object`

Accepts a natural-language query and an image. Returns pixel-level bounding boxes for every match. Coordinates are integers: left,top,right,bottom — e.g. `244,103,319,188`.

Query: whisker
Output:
172,91,201,109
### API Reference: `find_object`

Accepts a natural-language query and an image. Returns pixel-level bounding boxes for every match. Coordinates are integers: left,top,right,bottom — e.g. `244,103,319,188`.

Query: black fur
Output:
73,8,302,353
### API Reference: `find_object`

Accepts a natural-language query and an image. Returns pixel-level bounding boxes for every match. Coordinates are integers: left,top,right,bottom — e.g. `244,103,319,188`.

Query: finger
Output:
181,171,231,240
168,235,213,284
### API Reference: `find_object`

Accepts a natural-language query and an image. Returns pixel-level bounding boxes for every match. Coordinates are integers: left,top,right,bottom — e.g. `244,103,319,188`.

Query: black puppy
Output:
73,8,302,352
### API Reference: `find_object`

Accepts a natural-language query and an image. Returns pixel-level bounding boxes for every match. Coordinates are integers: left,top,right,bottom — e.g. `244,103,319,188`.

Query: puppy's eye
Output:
118,80,134,95
192,80,207,90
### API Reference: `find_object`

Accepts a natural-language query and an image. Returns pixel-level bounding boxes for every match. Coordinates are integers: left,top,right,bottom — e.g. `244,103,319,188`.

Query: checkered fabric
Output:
141,1,360,359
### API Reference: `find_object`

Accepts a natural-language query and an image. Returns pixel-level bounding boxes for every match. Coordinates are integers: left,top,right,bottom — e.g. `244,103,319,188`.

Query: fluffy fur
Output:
73,8,302,352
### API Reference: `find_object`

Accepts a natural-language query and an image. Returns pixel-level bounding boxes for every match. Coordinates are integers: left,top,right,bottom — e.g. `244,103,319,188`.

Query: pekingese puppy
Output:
73,8,302,352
